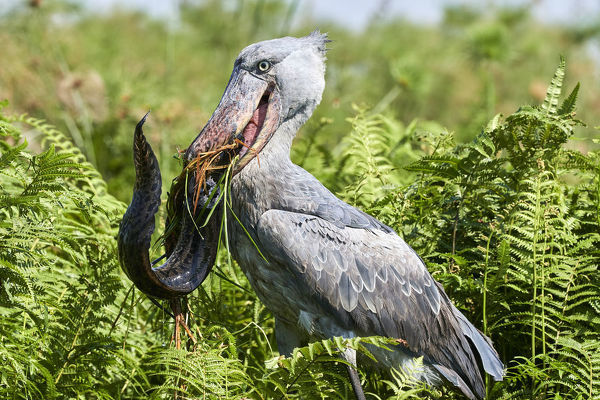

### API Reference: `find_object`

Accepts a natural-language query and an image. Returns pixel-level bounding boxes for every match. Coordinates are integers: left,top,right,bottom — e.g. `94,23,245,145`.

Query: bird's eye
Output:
257,60,271,72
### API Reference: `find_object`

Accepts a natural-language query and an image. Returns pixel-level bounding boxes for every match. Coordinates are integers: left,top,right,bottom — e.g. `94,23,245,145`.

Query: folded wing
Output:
257,209,502,399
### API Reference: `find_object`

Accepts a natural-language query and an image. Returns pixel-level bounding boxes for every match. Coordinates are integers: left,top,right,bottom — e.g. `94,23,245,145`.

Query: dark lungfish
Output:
117,114,222,299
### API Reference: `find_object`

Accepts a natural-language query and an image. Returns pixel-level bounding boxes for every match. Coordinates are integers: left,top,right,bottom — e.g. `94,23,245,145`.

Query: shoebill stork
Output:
118,31,504,399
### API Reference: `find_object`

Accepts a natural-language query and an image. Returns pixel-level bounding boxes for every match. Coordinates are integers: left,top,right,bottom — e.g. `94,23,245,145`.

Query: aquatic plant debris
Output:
161,140,243,254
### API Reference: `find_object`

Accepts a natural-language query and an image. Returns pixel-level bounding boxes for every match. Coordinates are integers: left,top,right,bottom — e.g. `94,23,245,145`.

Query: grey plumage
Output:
120,30,504,400
224,32,503,400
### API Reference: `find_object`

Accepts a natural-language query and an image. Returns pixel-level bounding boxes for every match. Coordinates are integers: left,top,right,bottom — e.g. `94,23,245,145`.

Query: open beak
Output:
185,67,281,173
117,67,281,299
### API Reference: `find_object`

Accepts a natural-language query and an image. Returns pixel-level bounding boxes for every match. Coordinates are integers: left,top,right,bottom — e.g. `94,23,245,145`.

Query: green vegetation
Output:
1,1,599,399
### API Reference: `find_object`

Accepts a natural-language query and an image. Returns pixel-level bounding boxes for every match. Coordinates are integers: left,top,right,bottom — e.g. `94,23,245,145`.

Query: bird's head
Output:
185,31,329,172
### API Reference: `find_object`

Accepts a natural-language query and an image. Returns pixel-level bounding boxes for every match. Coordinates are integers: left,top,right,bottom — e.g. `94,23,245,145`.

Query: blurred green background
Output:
1,0,599,203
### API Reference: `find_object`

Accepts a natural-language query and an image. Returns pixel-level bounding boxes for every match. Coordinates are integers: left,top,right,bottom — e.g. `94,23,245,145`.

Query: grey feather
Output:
220,33,503,400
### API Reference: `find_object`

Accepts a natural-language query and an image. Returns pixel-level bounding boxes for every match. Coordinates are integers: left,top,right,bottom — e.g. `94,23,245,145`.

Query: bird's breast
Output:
227,166,303,320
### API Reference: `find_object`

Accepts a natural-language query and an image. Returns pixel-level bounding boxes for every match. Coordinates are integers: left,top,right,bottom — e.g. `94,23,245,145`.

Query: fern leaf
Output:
542,56,566,115
558,82,580,115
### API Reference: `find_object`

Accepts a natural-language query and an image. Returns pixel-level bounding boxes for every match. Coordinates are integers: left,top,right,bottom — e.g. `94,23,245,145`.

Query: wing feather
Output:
257,210,445,329
256,209,488,398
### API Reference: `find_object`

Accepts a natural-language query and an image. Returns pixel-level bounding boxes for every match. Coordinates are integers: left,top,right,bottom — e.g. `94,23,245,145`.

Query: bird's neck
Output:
260,102,317,162
229,104,317,241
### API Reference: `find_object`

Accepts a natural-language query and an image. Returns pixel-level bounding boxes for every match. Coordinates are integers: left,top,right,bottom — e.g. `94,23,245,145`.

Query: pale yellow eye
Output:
257,60,271,72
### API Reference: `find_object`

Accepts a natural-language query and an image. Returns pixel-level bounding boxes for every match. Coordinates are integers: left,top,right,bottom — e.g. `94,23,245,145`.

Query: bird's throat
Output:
240,93,269,158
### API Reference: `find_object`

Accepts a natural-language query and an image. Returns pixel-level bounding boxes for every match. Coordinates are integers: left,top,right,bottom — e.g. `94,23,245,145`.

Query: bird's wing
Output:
273,164,395,233
256,209,485,396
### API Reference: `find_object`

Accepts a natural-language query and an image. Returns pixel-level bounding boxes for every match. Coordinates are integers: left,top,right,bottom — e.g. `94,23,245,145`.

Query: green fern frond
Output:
542,56,565,115
558,82,580,115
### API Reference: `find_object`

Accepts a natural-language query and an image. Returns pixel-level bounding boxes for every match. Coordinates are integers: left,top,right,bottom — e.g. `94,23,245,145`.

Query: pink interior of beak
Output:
240,92,269,157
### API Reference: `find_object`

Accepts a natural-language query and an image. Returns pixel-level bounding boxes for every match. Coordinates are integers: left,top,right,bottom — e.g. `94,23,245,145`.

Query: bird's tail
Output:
450,303,504,382
431,304,503,399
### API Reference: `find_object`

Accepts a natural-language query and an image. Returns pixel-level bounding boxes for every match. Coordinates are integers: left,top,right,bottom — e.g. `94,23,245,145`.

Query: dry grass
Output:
160,142,239,253
185,142,238,212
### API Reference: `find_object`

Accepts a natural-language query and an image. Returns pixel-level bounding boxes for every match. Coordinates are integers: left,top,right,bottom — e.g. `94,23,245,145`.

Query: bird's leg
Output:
343,348,367,400
346,366,366,400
